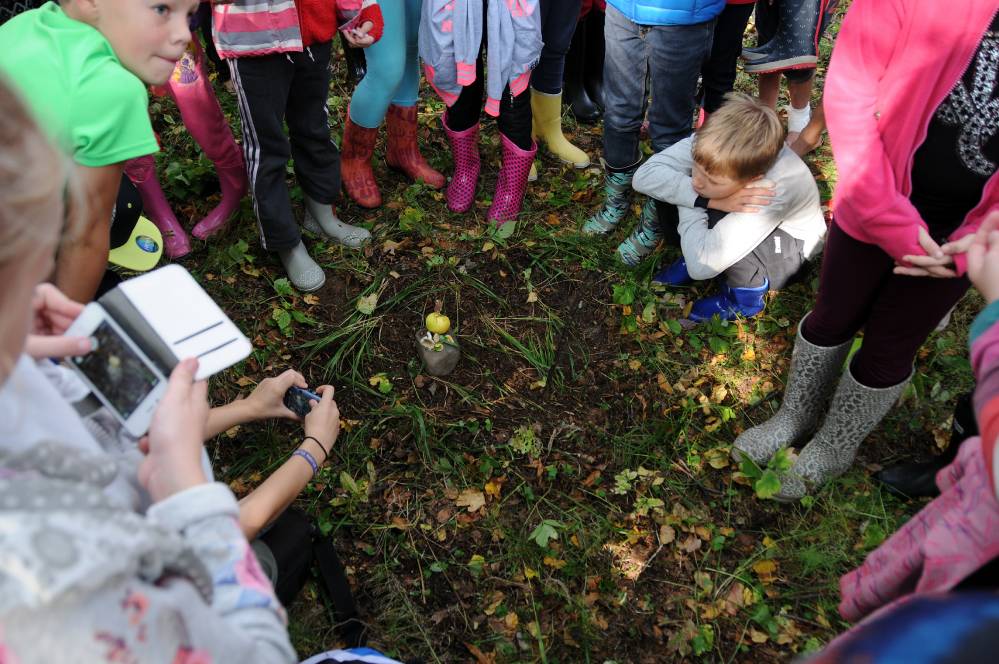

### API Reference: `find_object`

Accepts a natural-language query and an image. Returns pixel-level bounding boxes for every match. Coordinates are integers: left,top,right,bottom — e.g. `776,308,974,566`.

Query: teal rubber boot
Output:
617,198,662,266
582,159,640,235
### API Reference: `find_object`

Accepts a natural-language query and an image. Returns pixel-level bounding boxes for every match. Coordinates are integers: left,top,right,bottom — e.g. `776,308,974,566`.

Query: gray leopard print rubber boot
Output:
775,366,911,502
732,313,852,467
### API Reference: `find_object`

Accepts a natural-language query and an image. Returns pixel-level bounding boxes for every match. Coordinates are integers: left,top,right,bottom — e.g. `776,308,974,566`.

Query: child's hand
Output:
245,369,308,421
707,179,776,214
140,358,210,503
968,212,999,303
23,284,92,359
895,227,958,278
303,385,340,460
343,21,375,47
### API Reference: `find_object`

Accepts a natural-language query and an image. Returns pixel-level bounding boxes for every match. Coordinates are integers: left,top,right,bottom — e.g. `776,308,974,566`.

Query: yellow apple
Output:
426,311,451,335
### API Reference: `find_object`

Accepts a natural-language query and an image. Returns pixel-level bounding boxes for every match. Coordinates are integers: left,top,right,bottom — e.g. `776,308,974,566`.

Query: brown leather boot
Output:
340,114,381,208
385,104,444,189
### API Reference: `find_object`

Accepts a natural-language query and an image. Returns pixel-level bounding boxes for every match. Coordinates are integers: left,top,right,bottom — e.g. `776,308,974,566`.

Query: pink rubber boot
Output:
442,114,480,213
487,133,537,226
124,155,192,259
168,39,248,240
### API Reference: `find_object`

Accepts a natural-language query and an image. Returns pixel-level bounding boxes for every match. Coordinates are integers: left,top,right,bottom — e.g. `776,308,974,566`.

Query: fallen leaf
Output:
456,488,486,513
303,294,320,305
526,291,538,303
484,478,503,499
678,535,702,553
464,642,497,664
749,627,769,644
752,559,779,584
356,292,379,315
543,556,567,569
483,591,505,615
658,524,676,545
504,612,519,630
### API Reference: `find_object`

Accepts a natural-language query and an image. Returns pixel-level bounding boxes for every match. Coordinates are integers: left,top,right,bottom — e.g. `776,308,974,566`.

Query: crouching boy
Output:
633,93,826,321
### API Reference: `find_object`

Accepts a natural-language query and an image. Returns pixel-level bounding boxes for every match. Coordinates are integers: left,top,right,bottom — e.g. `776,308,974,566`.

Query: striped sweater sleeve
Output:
969,300,999,499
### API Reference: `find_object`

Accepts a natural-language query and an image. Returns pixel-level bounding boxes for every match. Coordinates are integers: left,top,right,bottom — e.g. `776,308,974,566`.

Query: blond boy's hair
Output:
692,92,785,181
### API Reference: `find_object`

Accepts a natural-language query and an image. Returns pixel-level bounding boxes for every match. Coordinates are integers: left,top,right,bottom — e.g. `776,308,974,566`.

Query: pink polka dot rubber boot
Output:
488,133,537,229
442,114,481,213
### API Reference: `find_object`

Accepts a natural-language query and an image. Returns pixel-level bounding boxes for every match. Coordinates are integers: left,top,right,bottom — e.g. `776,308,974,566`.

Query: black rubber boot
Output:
875,392,977,499
340,33,367,84
744,0,827,74
563,16,602,124
583,10,605,111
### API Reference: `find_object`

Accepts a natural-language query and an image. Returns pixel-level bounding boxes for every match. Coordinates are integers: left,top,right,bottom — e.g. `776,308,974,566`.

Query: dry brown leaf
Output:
464,642,497,664
456,489,486,513
483,590,505,616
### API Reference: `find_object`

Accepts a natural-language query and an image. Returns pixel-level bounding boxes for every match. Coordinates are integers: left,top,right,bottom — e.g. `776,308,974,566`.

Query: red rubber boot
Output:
385,104,445,188
341,112,382,208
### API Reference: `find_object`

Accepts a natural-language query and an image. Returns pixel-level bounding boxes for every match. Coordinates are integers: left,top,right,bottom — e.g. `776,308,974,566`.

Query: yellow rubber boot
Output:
531,88,590,169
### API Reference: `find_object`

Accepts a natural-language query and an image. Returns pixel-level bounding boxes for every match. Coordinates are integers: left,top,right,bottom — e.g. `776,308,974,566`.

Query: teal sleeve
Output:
970,300,999,349
72,64,158,167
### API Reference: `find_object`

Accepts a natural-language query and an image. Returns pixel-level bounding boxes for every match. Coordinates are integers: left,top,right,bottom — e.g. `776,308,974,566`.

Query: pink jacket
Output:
824,0,999,276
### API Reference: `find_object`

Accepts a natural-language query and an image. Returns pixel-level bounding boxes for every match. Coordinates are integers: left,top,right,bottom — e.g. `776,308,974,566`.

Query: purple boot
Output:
442,115,480,213
123,155,192,259
488,133,538,226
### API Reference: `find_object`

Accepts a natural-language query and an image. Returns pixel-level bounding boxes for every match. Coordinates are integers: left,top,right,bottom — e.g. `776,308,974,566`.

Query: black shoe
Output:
876,459,948,499
564,16,602,123
341,34,367,84
876,392,977,499
583,10,605,111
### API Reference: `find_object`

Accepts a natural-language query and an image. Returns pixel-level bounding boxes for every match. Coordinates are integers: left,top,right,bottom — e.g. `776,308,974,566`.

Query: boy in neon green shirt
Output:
0,0,198,302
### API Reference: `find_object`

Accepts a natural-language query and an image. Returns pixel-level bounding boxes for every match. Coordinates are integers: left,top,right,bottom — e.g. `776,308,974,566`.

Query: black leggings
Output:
444,23,533,150
700,2,755,113
446,53,532,149
803,222,971,388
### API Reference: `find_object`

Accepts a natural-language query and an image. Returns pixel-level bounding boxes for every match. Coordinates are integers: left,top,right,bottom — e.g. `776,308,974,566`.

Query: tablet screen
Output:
71,320,159,420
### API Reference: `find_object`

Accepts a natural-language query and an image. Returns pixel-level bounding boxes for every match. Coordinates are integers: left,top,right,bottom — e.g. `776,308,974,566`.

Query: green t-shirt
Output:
0,2,158,167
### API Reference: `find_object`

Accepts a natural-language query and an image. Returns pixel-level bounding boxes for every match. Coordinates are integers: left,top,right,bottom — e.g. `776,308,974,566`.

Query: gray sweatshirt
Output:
633,136,827,281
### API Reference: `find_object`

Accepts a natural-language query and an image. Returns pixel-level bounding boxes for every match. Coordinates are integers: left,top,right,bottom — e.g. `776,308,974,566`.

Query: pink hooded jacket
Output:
825,0,999,276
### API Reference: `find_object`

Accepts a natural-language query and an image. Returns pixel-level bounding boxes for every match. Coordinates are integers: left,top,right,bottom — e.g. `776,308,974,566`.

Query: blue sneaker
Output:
652,258,692,287
689,279,769,322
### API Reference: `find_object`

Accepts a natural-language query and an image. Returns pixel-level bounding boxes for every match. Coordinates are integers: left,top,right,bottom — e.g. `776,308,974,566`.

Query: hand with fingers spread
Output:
23,283,92,359
707,178,777,214
138,358,210,503
244,369,308,422
968,212,999,303
894,227,959,278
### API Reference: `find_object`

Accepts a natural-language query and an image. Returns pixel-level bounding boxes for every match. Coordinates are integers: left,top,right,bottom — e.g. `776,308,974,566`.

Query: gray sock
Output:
303,195,371,248
278,241,325,292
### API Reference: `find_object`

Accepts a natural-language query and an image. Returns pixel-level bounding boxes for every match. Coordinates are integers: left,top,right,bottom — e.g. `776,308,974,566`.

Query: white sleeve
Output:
631,137,699,207
679,198,790,281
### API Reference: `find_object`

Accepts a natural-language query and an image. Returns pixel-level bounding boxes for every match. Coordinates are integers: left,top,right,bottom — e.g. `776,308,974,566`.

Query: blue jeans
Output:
602,6,715,167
